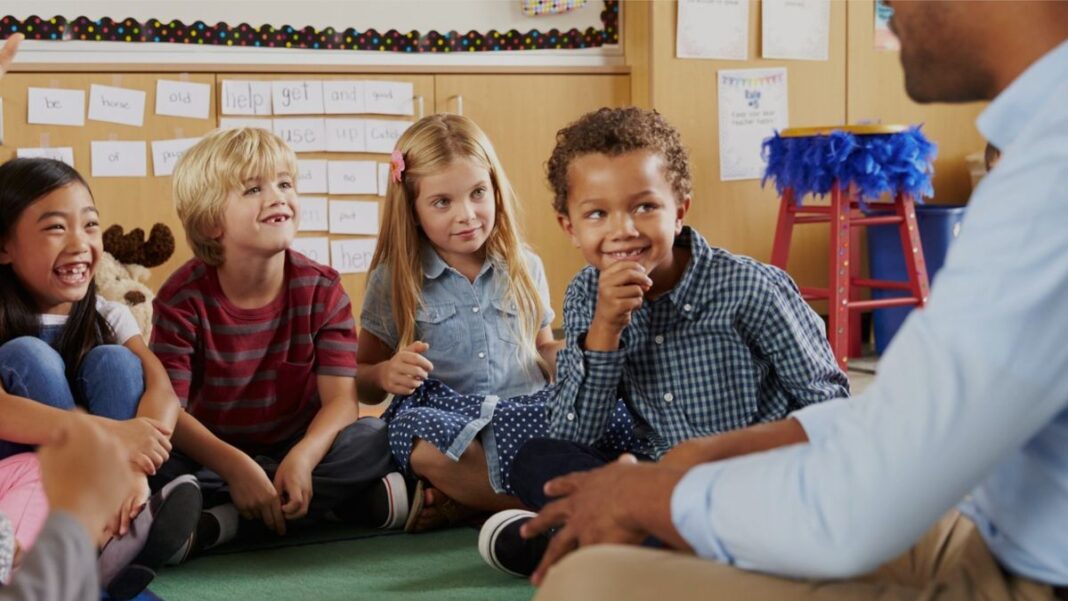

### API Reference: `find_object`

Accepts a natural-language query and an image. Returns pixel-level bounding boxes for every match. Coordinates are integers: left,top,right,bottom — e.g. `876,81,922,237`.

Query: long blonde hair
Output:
371,114,546,373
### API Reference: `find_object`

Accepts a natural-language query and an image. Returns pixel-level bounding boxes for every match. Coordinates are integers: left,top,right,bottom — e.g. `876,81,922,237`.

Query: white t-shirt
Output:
39,298,141,344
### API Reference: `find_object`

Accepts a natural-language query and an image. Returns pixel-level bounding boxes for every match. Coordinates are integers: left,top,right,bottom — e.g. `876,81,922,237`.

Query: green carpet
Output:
150,526,535,601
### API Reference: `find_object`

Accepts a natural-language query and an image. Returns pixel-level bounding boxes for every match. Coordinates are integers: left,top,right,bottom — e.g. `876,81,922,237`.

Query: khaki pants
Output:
535,512,1058,601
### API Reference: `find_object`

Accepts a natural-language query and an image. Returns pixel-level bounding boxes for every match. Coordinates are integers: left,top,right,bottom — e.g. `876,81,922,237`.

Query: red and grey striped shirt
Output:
151,250,359,451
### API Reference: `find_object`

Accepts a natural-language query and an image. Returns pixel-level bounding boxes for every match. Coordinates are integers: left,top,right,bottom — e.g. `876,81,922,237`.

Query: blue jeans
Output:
0,336,144,459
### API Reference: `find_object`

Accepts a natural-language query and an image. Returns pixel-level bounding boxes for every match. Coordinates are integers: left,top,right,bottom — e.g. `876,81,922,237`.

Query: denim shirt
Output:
361,245,554,399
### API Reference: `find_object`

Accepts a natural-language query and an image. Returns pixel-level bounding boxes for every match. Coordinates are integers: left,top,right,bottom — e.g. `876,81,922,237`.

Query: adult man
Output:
526,3,1068,599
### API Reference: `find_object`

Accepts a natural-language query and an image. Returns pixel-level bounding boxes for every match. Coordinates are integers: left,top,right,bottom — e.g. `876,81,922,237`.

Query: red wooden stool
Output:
766,125,932,370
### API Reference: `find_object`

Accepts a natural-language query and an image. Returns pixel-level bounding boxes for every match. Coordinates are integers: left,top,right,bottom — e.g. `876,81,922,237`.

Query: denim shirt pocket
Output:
490,298,524,348
415,303,462,352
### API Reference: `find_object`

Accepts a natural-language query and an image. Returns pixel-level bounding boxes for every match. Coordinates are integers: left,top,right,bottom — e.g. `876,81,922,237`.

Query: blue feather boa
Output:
761,127,937,205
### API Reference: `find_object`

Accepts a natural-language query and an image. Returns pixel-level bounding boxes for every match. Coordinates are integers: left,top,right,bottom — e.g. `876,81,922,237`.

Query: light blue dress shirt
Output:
361,245,554,399
671,40,1068,585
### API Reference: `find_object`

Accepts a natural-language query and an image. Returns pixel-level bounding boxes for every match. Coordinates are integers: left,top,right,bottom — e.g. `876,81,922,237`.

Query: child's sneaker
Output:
478,509,550,578
363,472,414,530
165,502,240,566
99,474,202,600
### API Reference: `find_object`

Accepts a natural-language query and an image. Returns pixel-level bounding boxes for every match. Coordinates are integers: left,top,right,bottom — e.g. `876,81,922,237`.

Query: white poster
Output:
322,80,367,114
676,0,749,60
27,88,85,126
151,137,201,177
327,161,378,195
297,159,329,194
363,81,415,116
87,84,146,127
273,118,326,152
17,146,75,167
272,81,325,115
364,119,412,154
298,197,329,232
290,236,330,266
329,200,380,235
762,0,830,61
718,68,789,181
221,80,273,116
155,80,211,119
91,140,148,177
331,238,377,274
324,119,367,152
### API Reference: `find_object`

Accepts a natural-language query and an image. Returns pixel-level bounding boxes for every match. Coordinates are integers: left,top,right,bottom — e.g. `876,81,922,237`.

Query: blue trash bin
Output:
867,204,967,354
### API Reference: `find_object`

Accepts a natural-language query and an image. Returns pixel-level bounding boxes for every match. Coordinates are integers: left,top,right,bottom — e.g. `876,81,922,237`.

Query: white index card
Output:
290,237,330,266
329,200,380,235
272,80,325,115
91,141,147,177
273,118,326,152
28,88,85,126
87,84,146,127
155,80,211,119
364,119,412,154
297,159,328,193
325,119,367,152
298,197,329,232
17,147,75,167
327,161,378,195
322,81,366,114
151,137,201,177
222,80,272,115
378,162,390,196
363,81,415,115
331,238,377,274
219,117,273,131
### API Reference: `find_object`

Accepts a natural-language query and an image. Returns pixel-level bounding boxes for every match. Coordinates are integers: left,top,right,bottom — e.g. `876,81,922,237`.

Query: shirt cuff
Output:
670,463,734,562
581,346,626,389
790,397,848,443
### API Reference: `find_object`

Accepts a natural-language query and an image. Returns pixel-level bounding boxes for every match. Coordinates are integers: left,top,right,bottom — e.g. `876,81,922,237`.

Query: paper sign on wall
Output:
762,0,830,61
297,160,328,194
718,68,789,181
322,81,367,114
364,119,412,154
331,238,377,274
677,0,749,60
363,81,415,116
298,197,329,232
291,237,330,266
17,147,75,167
221,80,273,115
219,117,273,130
273,118,326,152
87,84,146,127
272,81,325,115
378,162,390,196
325,119,367,152
156,80,211,119
151,137,201,177
329,200,380,235
328,161,378,195
91,141,147,177
28,88,85,126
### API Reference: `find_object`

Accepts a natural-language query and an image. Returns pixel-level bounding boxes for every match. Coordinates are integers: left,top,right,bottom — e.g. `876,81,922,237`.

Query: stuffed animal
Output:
97,224,176,339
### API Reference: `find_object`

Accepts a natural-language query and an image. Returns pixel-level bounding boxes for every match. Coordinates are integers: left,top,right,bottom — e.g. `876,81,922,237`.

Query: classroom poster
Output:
676,0,749,60
717,68,788,181
874,0,900,51
761,0,830,61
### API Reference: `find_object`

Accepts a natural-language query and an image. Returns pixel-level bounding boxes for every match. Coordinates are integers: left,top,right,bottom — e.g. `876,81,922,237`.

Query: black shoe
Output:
478,509,550,577
99,475,203,600
341,472,413,529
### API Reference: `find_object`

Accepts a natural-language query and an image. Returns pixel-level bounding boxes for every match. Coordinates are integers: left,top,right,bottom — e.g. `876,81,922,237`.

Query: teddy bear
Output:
96,223,176,339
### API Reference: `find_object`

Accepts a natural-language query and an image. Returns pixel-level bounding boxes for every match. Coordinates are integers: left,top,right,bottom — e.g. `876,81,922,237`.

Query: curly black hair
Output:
546,106,692,214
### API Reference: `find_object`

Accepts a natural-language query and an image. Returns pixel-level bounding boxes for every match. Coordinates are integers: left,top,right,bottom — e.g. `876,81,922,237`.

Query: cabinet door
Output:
1,72,218,291
219,73,434,310
435,74,630,328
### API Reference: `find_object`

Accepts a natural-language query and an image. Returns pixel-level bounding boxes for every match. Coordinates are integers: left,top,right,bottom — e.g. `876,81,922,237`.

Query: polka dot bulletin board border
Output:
0,2,618,53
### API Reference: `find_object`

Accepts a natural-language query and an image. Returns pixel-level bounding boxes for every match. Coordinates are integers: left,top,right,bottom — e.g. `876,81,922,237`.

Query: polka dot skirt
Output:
382,379,639,495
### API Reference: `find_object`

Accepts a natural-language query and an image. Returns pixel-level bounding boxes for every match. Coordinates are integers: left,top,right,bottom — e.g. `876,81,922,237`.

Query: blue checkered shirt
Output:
549,226,849,458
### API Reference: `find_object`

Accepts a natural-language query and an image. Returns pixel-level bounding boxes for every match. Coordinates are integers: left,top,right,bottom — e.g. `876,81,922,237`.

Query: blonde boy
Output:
149,128,400,556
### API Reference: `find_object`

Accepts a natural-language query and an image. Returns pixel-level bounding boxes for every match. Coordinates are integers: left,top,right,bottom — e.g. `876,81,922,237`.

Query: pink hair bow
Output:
389,150,406,183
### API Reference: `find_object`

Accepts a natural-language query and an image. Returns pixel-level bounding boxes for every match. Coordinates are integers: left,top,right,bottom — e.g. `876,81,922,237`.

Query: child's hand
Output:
226,454,286,536
106,474,150,538
274,448,315,521
0,33,23,80
38,413,135,541
381,341,434,396
103,417,173,474
587,261,652,350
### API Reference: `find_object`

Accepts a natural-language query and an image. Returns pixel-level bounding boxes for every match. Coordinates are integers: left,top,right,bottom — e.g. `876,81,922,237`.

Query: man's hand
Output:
223,454,286,535
38,413,136,539
660,419,810,470
586,262,652,351
0,33,23,79
521,455,689,586
380,341,434,395
274,447,315,521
